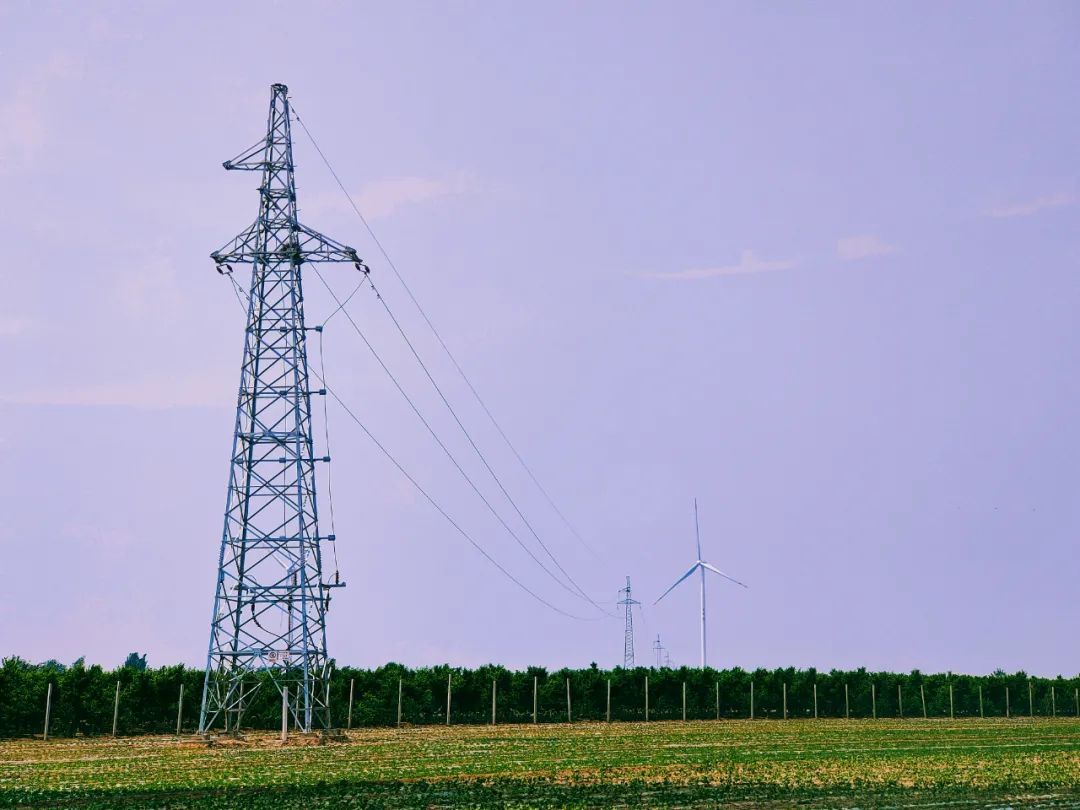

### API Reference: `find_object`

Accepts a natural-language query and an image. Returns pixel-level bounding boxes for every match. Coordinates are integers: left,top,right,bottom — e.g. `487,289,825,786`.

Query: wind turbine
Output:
654,498,747,668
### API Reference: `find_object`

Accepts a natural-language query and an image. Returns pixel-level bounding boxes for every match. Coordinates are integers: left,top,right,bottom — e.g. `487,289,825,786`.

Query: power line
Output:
292,107,596,557
310,266,601,611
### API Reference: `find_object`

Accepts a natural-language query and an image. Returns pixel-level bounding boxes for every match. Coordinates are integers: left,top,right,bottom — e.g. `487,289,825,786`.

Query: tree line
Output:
1,656,1077,737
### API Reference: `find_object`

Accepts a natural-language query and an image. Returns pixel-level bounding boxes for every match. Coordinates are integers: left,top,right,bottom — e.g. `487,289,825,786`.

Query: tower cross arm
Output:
211,222,363,267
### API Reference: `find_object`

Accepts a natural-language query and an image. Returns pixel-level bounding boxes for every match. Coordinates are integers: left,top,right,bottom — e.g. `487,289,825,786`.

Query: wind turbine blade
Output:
700,561,748,589
654,563,700,604
694,498,702,561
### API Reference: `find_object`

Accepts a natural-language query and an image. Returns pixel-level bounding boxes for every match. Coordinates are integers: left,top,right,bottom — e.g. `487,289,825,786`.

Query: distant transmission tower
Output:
653,634,664,668
616,576,640,668
199,83,362,734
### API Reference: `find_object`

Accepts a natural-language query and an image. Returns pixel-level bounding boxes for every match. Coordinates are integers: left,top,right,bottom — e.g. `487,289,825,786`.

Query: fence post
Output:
949,683,954,719
347,678,355,730
844,683,849,720
533,676,538,724
397,677,403,728
1028,680,1034,717
566,677,572,723
606,679,611,723
446,673,452,726
43,683,52,741
281,687,288,742
112,680,120,737
645,676,649,722
491,678,497,726
176,684,184,736
871,683,876,720
920,684,927,719
813,682,818,719
682,682,687,722
715,681,720,721
1006,686,1010,718
1074,687,1078,717
978,684,984,718
898,684,903,719
750,680,755,720
1051,685,1056,717
783,683,788,720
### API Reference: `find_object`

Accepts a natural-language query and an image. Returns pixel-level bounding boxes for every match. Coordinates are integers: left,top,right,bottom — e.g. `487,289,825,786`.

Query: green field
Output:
1,718,1078,808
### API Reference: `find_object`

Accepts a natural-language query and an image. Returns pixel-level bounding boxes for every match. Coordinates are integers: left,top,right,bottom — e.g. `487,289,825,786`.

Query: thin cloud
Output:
304,172,478,221
642,250,796,281
986,192,1075,219
837,234,897,261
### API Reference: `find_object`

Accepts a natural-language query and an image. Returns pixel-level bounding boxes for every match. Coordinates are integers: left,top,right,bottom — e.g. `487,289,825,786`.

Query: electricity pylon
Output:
616,576,639,668
199,83,362,734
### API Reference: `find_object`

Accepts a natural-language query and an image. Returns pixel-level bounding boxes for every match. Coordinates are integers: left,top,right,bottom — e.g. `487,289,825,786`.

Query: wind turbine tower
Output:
655,499,748,669
616,576,640,667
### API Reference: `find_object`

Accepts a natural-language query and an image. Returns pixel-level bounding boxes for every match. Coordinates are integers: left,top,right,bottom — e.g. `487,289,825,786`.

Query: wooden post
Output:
347,678,355,730
606,679,611,723
898,684,903,719
750,680,755,720
949,683,954,719
682,681,687,722
844,683,849,720
43,683,52,741
783,682,788,720
1006,686,1010,718
645,676,649,722
1074,687,1078,717
280,687,288,742
979,685,984,718
871,683,876,720
1051,685,1056,717
491,678,496,726
920,684,927,719
446,673,452,726
112,680,120,737
532,676,538,724
715,681,720,721
1028,680,1034,717
397,677,403,728
566,677,572,723
813,683,818,719
175,684,184,736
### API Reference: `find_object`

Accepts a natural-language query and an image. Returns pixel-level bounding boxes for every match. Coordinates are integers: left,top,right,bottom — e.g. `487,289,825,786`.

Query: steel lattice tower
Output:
616,576,639,668
199,84,361,734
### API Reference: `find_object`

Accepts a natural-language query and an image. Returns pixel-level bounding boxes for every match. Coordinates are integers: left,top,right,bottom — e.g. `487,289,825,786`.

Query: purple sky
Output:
1,2,1077,677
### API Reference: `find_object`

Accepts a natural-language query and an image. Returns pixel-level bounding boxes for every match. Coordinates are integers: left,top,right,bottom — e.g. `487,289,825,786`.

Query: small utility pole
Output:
1051,685,1056,717
682,682,687,722
949,683,954,719
813,683,818,719
750,680,755,720
397,677,403,728
898,684,903,719
844,683,849,720
112,681,121,737
491,678,497,726
176,684,184,736
871,683,876,720
280,687,288,742
645,676,650,722
1006,686,1010,718
532,676,538,724
606,679,611,723
446,673,452,726
43,683,52,741
347,679,355,730
979,685,984,718
715,681,720,720
1028,680,1034,717
920,684,927,719
1074,687,1078,717
566,677,572,723
783,683,788,720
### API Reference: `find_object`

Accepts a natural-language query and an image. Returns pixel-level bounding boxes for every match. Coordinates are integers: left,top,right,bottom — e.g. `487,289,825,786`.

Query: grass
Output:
1,718,1078,808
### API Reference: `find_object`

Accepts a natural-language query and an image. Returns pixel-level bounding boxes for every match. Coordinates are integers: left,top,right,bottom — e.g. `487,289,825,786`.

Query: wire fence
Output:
4,660,1078,738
